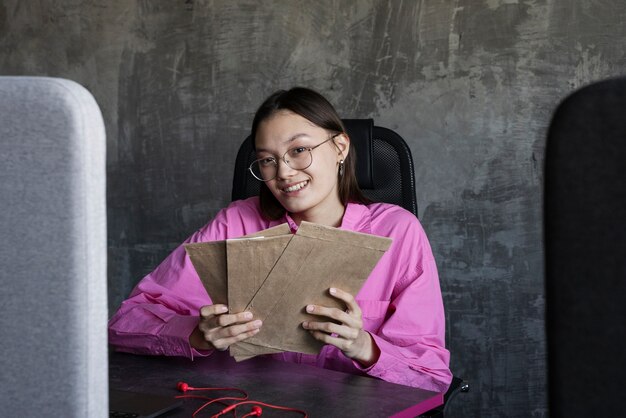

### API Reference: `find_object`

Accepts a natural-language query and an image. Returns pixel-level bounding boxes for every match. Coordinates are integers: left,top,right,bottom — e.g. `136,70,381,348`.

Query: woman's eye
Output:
259,157,276,166
291,147,307,156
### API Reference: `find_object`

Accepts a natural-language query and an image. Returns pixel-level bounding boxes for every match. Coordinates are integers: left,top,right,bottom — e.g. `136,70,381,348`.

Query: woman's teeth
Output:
283,180,308,192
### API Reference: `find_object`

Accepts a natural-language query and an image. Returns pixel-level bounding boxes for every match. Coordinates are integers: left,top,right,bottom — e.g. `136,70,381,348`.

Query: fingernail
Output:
306,305,314,313
329,288,337,295
218,306,228,313
253,320,262,327
302,321,309,328
243,312,253,319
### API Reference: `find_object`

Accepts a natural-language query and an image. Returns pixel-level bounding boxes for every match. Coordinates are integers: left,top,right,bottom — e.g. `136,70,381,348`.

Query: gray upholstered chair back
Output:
0,77,108,417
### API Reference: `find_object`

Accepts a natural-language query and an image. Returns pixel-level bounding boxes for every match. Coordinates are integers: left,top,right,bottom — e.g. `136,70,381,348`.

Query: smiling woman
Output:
108,87,453,392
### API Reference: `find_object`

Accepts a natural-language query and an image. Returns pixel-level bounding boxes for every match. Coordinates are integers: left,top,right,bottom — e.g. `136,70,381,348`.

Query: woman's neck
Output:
289,203,346,228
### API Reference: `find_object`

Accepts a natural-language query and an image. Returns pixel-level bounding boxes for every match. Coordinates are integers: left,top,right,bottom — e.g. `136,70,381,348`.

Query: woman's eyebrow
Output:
285,133,311,143
256,133,312,153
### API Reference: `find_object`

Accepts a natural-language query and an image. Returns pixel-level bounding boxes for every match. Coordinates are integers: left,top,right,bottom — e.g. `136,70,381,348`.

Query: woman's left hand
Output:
302,287,380,367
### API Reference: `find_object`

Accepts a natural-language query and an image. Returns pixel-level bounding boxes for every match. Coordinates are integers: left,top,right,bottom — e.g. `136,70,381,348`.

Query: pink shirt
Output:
108,197,452,392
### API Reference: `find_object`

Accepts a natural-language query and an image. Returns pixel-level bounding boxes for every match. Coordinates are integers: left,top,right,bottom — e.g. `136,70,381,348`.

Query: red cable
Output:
178,385,248,398
240,406,263,418
175,382,306,417
211,400,307,418
192,396,249,418
175,384,249,417
175,394,232,409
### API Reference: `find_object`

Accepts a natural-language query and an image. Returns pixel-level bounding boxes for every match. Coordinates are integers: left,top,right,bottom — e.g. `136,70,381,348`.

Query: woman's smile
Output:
280,179,310,194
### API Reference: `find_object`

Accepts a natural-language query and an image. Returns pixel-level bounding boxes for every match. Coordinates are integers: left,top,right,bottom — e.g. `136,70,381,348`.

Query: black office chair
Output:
545,78,626,417
232,118,468,416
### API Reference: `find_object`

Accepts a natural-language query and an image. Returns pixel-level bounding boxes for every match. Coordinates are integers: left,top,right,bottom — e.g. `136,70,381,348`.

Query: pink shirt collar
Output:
283,202,372,234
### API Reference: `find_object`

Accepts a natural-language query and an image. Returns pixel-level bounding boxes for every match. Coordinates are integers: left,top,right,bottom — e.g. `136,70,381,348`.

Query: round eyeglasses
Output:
248,133,341,182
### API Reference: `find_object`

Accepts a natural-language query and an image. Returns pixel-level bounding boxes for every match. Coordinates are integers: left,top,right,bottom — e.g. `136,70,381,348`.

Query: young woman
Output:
108,87,452,392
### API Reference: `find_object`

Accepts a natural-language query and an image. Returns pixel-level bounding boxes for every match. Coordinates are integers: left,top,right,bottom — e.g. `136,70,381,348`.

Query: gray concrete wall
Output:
2,1,625,416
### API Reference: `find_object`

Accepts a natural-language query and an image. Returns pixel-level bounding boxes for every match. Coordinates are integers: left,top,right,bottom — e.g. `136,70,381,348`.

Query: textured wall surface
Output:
2,1,625,416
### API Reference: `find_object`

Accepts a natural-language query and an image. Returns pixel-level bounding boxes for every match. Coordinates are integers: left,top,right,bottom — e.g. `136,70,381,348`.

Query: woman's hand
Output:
302,288,381,367
189,304,262,351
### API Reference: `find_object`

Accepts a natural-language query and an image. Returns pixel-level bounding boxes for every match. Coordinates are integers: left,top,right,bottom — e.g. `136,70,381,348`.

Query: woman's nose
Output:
275,158,297,179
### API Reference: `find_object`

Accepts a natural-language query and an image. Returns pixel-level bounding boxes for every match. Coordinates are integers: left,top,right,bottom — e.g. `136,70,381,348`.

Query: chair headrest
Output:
342,119,374,189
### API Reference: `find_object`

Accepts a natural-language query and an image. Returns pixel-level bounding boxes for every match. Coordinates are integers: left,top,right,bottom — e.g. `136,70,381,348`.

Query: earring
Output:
338,160,345,177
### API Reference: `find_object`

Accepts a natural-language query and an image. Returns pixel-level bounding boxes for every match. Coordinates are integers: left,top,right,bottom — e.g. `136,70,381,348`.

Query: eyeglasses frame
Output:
248,132,341,182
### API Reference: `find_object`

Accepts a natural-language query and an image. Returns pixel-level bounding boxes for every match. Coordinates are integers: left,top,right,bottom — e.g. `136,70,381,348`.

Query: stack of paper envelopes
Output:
184,221,392,361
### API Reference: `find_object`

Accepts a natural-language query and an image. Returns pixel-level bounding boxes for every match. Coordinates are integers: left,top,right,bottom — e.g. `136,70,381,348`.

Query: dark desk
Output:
110,352,442,417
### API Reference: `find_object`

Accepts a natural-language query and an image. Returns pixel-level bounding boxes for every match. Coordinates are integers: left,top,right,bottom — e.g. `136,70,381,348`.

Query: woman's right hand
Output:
189,304,262,351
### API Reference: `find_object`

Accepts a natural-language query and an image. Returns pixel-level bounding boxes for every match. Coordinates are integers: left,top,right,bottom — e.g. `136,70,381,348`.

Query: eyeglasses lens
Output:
250,149,312,181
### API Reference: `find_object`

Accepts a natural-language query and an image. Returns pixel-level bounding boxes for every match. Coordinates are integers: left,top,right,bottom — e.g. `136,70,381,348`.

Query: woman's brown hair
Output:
251,87,369,220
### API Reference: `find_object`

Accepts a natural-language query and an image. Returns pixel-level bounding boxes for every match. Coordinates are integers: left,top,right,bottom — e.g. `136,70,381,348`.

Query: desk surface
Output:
110,351,442,417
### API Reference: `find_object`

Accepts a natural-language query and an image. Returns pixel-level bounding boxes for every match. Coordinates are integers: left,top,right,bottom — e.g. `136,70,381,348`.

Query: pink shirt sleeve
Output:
107,226,214,359
363,253,451,392
108,199,267,358
360,210,451,391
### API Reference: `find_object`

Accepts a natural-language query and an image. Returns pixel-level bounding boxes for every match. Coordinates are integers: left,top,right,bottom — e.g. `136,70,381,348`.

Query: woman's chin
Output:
279,201,310,216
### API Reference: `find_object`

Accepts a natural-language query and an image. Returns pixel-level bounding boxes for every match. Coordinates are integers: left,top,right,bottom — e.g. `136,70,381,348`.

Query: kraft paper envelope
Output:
242,221,392,355
227,235,293,312
227,234,294,359
230,223,392,360
185,224,292,361
184,223,292,305
184,241,228,304
230,340,283,362
184,221,391,361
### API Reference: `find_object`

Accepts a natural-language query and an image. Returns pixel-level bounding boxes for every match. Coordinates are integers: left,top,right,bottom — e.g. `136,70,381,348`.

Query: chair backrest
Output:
544,77,626,417
232,119,418,216
0,77,108,417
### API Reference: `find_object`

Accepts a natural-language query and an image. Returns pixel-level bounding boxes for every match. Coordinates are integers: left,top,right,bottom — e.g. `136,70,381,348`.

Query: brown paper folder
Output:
184,221,391,360
227,234,293,359
184,241,228,304
230,342,284,362
243,222,392,355
185,224,292,361
184,223,292,305
226,235,293,312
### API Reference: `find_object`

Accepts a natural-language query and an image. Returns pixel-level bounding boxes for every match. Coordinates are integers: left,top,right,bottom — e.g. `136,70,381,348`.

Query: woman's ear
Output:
334,133,350,161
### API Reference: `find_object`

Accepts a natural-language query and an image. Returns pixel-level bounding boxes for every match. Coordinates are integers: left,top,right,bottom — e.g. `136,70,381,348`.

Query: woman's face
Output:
254,110,349,225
